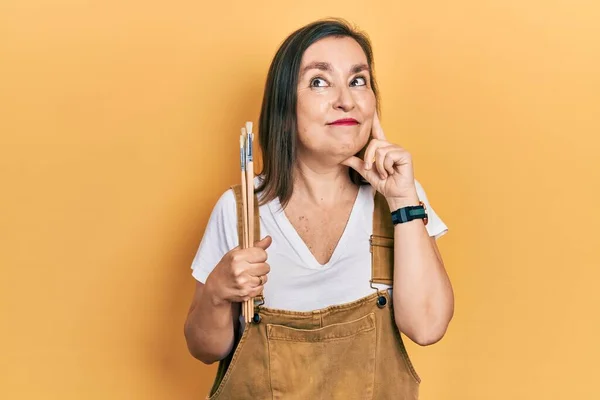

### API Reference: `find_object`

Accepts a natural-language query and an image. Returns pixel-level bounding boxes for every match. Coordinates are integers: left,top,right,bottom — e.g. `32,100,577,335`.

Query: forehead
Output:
300,36,368,69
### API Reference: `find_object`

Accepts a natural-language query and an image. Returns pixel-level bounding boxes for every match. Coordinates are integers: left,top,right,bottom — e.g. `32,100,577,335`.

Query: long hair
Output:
255,18,381,208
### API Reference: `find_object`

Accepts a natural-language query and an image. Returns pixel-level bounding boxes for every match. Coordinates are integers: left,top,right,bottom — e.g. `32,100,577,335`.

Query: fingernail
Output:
364,162,369,170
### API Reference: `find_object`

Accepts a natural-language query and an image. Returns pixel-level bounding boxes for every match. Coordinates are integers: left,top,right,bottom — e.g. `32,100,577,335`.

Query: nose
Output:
332,85,356,112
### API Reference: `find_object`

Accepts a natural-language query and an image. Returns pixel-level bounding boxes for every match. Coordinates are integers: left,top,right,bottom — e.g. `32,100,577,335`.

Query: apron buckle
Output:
251,295,265,324
370,280,388,308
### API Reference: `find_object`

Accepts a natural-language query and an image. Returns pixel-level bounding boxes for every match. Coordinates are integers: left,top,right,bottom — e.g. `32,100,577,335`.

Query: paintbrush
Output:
245,122,255,323
240,127,250,323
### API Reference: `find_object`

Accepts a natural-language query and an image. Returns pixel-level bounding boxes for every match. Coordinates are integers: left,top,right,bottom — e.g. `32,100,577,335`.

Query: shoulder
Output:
210,180,268,225
414,178,426,195
414,178,436,204
214,187,237,216
202,187,239,235
413,178,449,239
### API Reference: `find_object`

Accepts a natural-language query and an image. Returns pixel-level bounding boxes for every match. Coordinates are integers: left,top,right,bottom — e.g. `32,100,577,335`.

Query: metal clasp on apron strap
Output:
252,295,265,324
369,279,388,309
369,234,390,309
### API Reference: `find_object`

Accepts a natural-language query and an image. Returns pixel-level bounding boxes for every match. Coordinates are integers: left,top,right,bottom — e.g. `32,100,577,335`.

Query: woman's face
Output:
296,36,376,166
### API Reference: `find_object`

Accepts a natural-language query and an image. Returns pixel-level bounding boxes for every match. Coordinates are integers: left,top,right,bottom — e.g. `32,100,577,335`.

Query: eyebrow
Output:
300,61,370,77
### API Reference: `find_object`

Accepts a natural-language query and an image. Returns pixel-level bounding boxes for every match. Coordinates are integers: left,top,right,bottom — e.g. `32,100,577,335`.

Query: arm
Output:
338,111,453,345
184,236,271,364
183,280,239,364
388,196,454,346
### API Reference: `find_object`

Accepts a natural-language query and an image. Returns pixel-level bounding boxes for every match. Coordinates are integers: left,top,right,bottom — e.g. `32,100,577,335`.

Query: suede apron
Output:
205,184,421,399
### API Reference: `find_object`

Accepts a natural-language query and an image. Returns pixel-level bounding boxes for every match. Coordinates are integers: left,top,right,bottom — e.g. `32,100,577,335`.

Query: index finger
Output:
371,111,386,141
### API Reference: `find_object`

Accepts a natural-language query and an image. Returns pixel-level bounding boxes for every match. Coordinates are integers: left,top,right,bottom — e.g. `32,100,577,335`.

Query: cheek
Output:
357,92,376,137
356,90,376,115
296,90,333,128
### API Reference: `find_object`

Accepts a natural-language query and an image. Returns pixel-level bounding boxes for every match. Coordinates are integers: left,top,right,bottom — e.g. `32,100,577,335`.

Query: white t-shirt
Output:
191,176,448,312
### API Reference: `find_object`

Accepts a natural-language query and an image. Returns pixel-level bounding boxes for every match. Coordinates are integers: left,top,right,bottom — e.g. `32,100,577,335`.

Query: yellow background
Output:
2,0,599,399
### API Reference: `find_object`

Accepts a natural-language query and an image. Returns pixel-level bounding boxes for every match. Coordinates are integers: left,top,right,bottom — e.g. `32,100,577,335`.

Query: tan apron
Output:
205,184,421,399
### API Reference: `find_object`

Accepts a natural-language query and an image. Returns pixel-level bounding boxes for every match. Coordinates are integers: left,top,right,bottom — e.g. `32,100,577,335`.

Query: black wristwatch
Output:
391,201,429,226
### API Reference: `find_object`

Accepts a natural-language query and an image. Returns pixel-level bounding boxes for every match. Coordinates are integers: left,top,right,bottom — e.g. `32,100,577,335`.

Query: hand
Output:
205,236,272,306
341,111,419,205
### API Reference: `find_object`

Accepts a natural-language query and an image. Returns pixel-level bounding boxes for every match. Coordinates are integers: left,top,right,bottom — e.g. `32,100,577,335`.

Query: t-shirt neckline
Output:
268,184,368,270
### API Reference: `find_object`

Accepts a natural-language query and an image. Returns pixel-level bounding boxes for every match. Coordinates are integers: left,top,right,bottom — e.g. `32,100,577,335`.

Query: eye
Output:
310,77,329,88
351,76,367,87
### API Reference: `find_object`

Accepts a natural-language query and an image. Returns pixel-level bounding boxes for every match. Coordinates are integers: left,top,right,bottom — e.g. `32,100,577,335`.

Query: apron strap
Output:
370,190,395,286
231,184,261,245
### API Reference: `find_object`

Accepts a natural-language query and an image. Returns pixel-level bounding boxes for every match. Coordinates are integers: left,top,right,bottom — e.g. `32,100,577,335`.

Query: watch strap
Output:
391,201,428,225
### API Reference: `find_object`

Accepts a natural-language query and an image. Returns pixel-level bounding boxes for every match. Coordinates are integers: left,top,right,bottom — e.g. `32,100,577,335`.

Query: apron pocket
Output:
267,313,377,400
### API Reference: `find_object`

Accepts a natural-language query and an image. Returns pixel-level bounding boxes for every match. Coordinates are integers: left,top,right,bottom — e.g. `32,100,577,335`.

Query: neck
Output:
291,158,356,208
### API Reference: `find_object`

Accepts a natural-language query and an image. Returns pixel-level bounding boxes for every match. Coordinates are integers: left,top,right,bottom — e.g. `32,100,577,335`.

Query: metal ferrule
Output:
246,133,253,162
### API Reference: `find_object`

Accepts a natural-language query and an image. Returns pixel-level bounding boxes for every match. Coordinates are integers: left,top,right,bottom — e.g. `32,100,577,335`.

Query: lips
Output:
328,118,359,126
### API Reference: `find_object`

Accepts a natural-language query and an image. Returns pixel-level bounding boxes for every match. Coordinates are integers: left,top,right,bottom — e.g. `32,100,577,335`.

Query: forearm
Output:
184,284,237,364
388,197,454,346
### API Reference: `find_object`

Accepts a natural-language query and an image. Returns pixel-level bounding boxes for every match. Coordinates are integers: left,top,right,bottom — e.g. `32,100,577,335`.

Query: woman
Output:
184,18,454,399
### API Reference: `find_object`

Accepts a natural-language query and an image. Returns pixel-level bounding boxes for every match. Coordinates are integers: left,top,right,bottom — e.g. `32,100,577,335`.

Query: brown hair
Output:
255,18,381,208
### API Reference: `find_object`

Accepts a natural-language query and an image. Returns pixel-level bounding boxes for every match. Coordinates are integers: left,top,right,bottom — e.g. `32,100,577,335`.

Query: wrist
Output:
386,195,420,211
204,277,229,308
